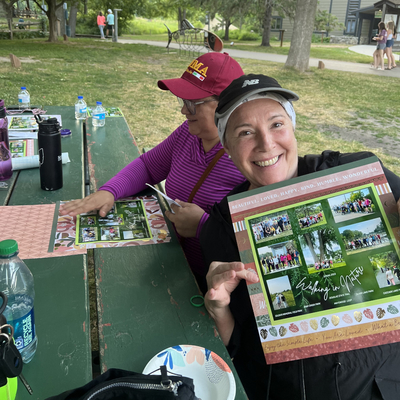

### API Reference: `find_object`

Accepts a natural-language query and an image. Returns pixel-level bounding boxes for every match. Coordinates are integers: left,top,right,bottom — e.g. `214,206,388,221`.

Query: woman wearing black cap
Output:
200,74,400,400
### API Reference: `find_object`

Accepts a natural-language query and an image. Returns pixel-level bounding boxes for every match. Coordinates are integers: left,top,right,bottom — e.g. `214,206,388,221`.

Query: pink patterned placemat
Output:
0,204,86,260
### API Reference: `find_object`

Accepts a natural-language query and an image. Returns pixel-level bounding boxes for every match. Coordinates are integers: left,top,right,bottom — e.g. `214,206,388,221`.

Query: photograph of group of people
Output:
80,227,97,242
295,203,326,230
328,188,375,223
257,240,301,275
370,251,400,288
339,218,388,254
251,212,292,244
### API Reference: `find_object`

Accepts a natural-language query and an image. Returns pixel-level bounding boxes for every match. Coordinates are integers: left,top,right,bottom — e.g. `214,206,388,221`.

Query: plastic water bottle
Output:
18,87,30,110
0,99,12,181
75,95,87,120
92,101,106,127
0,239,38,363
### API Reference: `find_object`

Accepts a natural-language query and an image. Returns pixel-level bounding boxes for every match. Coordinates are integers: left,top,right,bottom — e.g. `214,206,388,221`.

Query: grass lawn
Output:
0,38,399,181
308,261,347,274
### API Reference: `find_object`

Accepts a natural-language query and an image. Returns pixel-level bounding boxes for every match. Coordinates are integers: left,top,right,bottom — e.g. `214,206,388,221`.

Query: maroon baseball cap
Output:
157,52,244,100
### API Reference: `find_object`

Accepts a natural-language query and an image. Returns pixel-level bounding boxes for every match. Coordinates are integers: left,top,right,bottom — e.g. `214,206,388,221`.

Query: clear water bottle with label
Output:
92,101,106,127
75,95,87,120
0,99,12,181
18,87,30,110
0,239,38,363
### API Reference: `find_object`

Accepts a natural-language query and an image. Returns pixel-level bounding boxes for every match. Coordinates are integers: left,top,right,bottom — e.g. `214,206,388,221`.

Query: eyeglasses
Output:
177,97,217,115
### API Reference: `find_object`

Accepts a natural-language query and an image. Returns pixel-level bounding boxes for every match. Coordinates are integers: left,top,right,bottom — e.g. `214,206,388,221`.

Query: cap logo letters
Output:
187,60,209,81
242,79,259,88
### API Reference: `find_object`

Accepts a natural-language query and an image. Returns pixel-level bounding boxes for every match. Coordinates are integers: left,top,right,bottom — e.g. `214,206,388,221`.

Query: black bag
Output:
45,366,198,400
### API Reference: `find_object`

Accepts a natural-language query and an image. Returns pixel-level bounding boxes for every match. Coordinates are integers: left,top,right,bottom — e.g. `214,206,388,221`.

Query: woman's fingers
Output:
59,190,115,217
207,261,259,292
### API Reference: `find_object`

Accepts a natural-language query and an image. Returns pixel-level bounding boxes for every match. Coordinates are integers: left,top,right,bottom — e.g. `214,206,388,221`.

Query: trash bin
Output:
66,25,71,37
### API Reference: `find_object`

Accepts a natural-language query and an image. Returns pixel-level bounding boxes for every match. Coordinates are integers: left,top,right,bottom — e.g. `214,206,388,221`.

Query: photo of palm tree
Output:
298,227,345,273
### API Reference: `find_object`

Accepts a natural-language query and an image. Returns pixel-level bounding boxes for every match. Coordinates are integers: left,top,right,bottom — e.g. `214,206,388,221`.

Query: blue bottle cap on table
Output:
21,86,26,90
78,96,83,99
0,239,18,256
60,128,71,137
96,101,102,105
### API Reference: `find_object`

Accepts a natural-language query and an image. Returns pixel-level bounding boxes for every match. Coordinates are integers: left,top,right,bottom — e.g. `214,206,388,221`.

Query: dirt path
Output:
317,116,400,159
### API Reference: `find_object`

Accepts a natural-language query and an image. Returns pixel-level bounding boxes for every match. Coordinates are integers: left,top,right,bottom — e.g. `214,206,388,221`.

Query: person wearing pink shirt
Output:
60,52,245,293
97,11,106,39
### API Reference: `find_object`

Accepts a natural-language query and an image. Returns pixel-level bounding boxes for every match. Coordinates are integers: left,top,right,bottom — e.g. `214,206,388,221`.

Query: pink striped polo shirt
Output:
100,120,245,276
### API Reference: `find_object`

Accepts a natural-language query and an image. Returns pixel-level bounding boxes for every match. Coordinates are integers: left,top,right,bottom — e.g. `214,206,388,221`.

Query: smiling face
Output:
180,96,219,143
224,99,298,190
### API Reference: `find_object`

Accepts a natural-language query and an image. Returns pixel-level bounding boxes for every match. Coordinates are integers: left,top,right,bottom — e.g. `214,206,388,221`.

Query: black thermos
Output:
37,117,63,190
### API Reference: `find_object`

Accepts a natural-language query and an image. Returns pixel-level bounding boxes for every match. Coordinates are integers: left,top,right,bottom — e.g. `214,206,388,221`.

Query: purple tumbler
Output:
0,99,12,181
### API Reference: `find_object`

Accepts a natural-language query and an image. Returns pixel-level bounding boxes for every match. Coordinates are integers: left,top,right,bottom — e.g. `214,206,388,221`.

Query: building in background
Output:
277,0,400,45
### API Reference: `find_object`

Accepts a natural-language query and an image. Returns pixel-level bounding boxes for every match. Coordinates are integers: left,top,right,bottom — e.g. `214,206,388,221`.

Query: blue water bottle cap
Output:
78,96,83,99
21,86,26,90
96,101,102,105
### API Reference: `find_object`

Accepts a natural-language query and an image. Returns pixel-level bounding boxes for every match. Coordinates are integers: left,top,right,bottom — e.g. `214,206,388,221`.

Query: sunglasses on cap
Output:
177,97,218,115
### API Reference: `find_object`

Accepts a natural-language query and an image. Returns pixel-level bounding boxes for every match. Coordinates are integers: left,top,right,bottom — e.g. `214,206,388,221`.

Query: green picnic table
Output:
3,107,92,399
86,112,247,398
3,106,247,399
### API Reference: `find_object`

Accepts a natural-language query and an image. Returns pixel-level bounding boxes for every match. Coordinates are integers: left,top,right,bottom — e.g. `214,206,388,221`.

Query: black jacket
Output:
200,151,400,400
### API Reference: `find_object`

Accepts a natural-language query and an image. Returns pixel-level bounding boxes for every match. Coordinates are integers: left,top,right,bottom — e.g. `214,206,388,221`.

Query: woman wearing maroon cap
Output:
60,52,245,293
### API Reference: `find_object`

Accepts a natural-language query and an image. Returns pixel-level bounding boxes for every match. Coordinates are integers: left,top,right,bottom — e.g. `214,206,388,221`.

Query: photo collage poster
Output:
9,139,35,158
75,199,152,245
228,157,400,364
50,196,171,253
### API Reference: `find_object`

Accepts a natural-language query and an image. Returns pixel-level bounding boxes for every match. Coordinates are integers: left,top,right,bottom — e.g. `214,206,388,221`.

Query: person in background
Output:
200,74,400,399
386,267,395,285
372,21,387,70
59,53,245,294
97,11,106,39
106,9,114,39
384,21,397,69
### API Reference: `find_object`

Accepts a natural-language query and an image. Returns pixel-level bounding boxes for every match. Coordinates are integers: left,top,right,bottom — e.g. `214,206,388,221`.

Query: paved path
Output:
116,39,400,78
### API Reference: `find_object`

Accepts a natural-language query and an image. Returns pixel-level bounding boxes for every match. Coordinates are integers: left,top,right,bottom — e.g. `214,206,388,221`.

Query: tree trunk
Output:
56,3,64,36
46,0,60,42
178,7,182,29
69,3,78,37
84,0,87,15
7,17,13,40
261,0,273,47
224,18,230,41
304,233,318,263
0,0,16,39
318,230,325,262
285,0,318,72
